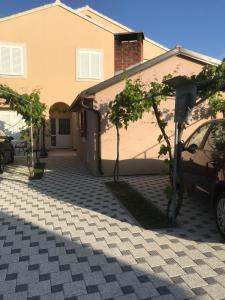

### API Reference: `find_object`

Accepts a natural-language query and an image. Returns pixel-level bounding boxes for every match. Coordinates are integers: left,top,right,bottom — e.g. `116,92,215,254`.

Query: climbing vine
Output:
0,84,46,126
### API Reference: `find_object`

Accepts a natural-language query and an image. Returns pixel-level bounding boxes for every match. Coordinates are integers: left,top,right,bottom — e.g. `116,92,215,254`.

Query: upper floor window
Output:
0,43,25,77
76,48,103,80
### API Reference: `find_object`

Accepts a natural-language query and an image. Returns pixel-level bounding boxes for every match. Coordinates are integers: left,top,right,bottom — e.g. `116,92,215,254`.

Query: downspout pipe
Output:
80,98,104,175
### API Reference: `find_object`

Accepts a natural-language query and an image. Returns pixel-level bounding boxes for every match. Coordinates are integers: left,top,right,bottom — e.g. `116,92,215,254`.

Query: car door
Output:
181,123,212,191
201,121,225,194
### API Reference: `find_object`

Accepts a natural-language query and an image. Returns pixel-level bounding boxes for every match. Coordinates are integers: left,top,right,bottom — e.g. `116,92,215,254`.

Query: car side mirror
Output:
186,143,198,154
8,136,14,141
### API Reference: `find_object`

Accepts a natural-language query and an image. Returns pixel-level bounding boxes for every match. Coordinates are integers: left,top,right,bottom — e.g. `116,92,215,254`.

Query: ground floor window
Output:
58,118,70,135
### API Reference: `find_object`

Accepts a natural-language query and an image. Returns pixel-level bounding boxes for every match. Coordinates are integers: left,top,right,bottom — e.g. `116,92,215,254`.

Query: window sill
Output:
76,77,102,82
0,74,27,79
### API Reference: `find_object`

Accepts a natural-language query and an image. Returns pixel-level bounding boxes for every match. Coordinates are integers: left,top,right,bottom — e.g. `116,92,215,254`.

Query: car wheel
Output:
216,192,225,239
0,153,5,174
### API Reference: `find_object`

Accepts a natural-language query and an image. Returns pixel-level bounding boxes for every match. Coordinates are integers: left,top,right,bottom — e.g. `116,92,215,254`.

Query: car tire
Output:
215,192,225,239
0,153,5,174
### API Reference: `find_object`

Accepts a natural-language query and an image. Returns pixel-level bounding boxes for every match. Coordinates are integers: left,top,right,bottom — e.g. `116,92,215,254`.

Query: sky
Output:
0,0,225,60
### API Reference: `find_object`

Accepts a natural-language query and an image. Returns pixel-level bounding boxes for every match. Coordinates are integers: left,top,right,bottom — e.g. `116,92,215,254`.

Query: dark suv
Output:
181,119,225,238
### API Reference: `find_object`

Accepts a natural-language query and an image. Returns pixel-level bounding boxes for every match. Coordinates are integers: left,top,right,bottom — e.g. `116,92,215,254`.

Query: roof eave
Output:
76,5,169,51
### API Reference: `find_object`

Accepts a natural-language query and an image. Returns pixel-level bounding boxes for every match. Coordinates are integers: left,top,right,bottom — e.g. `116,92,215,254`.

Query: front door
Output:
50,118,72,148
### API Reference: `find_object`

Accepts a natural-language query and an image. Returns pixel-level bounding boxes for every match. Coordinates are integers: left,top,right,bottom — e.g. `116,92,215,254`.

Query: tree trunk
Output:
152,101,173,182
113,126,120,182
40,118,48,157
35,127,40,163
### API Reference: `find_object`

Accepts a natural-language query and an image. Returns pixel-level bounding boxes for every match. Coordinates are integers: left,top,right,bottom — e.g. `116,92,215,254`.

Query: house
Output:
70,46,221,176
0,0,167,147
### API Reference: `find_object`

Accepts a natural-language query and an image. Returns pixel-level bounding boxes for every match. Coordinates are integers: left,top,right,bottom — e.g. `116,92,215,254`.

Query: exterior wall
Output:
75,109,99,175
0,5,115,110
93,55,209,175
78,9,128,33
0,4,168,150
143,40,167,61
79,8,167,62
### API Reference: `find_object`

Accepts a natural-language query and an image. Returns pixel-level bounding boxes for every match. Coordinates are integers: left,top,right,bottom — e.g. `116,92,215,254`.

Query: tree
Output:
108,78,147,181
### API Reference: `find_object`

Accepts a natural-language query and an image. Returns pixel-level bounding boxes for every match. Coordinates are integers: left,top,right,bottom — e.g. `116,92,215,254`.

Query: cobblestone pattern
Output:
0,154,224,300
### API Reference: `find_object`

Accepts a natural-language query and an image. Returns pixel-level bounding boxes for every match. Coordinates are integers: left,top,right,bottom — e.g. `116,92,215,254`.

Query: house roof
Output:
0,1,169,51
76,5,169,51
0,1,115,34
70,46,221,111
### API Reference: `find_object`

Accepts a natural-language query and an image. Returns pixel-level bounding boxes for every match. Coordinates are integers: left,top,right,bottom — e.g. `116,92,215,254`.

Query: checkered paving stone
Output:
0,152,224,300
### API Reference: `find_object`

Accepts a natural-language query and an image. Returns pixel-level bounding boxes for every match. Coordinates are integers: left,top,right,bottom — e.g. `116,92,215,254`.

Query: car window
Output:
204,122,225,152
186,123,211,148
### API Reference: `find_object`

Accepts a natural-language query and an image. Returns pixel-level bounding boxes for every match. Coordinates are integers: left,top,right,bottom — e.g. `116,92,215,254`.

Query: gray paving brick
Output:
0,279,16,294
169,282,196,299
133,281,159,298
78,293,102,300
51,270,72,285
0,154,225,300
63,281,86,298
181,273,207,289
5,291,28,300
98,281,122,299
83,272,106,285
17,270,39,285
204,283,225,300
28,280,51,297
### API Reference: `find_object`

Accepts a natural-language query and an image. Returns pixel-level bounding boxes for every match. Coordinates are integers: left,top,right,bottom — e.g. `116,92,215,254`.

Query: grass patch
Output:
105,181,172,229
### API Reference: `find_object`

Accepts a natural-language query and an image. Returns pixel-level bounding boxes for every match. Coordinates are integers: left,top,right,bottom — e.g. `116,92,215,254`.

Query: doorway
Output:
49,102,72,149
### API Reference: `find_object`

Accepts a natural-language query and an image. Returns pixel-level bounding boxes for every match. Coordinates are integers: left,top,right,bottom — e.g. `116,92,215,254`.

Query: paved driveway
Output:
0,152,225,300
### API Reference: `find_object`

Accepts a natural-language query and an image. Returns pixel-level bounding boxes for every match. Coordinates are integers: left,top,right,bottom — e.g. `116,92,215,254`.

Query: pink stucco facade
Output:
75,54,213,176
0,1,167,149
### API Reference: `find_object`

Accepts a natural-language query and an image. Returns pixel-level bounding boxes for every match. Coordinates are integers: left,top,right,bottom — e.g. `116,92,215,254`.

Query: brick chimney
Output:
114,32,144,73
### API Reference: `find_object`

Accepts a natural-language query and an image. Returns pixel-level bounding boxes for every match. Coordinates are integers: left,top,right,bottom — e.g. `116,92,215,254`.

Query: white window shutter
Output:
90,53,101,79
79,51,90,78
12,47,22,74
0,43,24,76
1,46,11,74
77,49,102,80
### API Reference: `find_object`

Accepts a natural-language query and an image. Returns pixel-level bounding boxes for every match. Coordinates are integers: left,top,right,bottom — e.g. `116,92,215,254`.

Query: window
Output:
76,49,103,80
204,122,225,151
186,123,211,148
58,119,70,135
0,43,25,76
50,118,56,135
